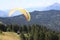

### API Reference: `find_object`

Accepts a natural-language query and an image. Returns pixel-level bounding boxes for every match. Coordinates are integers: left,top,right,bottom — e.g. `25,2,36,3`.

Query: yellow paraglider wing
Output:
8,8,31,21
19,9,31,21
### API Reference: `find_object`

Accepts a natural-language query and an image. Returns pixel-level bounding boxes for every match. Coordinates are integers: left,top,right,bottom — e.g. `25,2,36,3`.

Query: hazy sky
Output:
0,0,59,10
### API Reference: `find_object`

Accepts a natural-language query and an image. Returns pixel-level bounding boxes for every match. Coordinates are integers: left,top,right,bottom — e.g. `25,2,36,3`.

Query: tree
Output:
20,33,26,40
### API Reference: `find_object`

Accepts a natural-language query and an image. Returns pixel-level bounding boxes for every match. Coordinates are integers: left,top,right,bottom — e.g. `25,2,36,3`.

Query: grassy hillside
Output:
0,32,21,40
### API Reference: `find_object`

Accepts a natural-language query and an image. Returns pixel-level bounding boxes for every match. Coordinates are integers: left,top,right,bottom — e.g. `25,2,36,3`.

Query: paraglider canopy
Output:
8,8,31,21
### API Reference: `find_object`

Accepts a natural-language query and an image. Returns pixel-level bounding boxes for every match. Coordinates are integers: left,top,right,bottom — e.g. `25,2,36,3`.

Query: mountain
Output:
0,10,60,31
44,3,60,10
27,3,60,11
0,10,8,17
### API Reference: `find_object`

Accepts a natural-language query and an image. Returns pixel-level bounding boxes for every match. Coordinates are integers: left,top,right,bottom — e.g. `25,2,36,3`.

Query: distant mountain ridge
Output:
27,3,60,11
0,11,8,17
44,3,60,10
